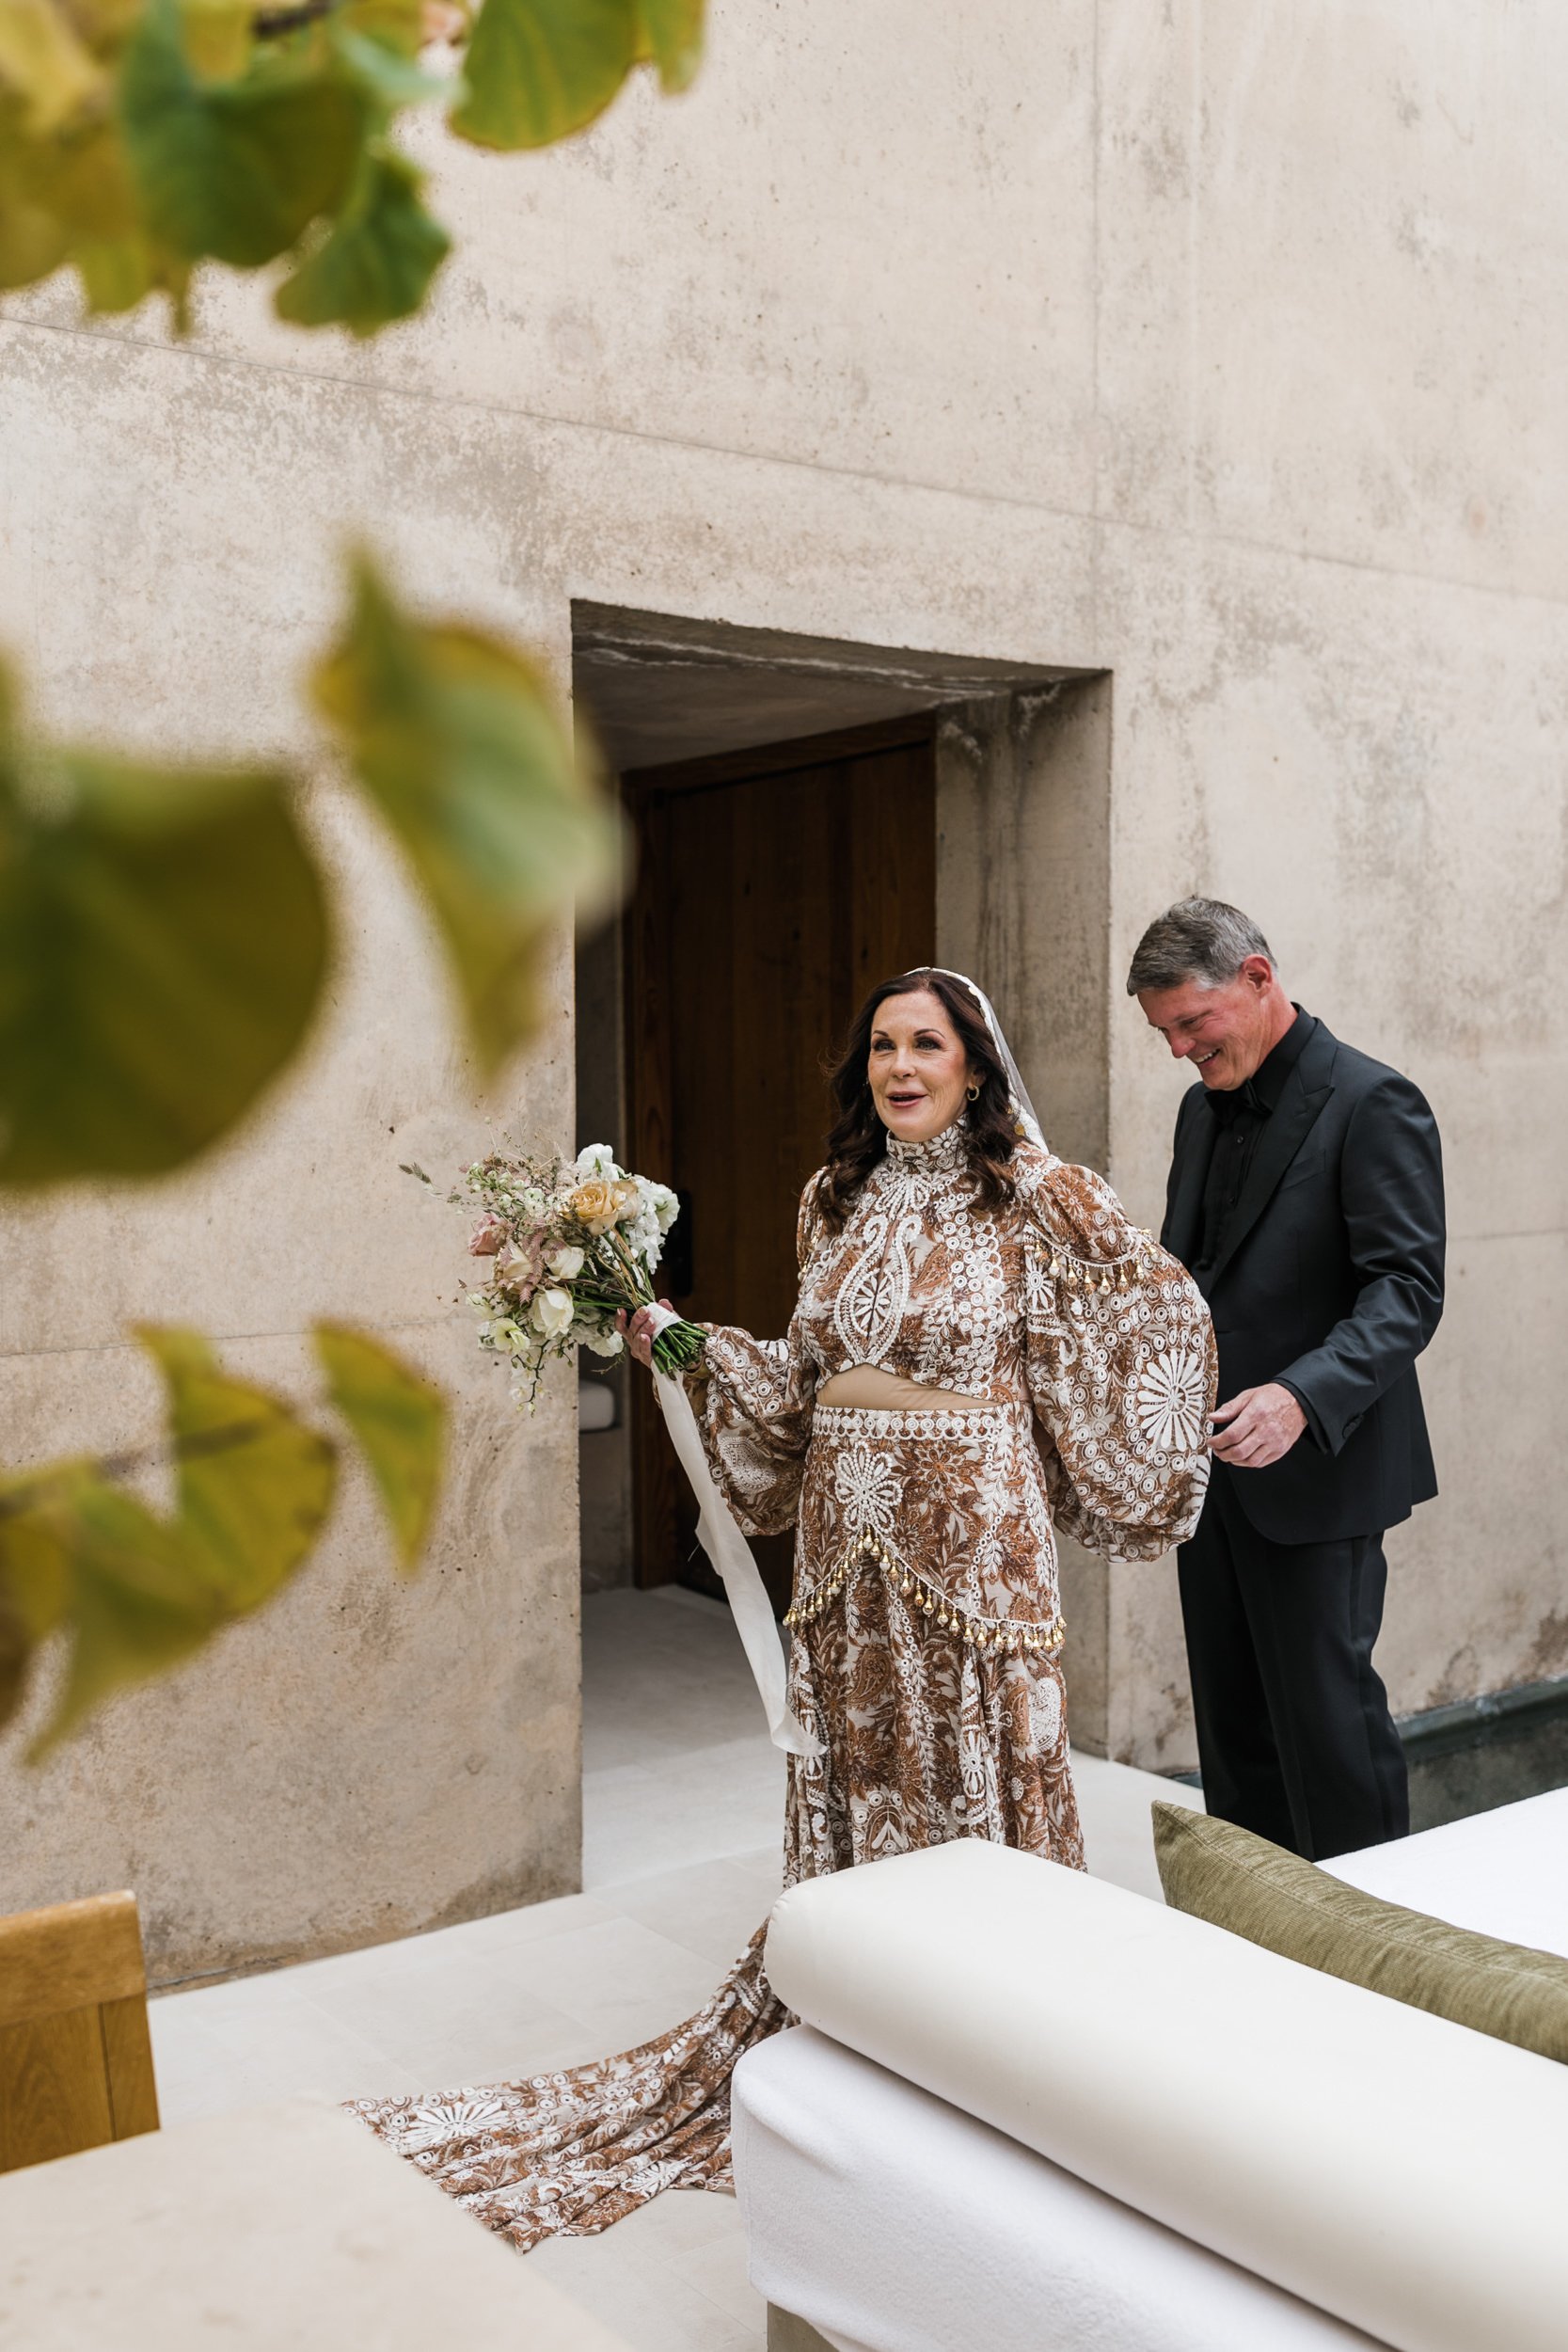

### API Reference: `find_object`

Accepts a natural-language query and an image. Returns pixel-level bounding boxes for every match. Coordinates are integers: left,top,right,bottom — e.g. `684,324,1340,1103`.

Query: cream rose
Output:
529,1286,574,1339
547,1245,585,1279
569,1179,620,1233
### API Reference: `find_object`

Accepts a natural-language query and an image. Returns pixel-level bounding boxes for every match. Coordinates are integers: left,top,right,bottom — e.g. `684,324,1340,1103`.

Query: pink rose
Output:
497,1232,545,1294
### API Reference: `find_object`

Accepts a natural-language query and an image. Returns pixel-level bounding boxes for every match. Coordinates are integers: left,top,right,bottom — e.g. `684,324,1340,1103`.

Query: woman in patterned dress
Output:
355,968,1215,2248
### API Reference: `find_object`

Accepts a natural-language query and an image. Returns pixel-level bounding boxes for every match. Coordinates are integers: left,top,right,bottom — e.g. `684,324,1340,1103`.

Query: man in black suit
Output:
1129,899,1445,1859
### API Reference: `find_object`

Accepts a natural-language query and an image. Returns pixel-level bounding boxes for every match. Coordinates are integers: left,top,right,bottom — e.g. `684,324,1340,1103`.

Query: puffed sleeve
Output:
1022,1162,1216,1561
681,1175,825,1538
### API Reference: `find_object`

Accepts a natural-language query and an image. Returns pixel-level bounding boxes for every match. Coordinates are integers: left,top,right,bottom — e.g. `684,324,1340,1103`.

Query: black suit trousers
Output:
1177,1471,1409,1861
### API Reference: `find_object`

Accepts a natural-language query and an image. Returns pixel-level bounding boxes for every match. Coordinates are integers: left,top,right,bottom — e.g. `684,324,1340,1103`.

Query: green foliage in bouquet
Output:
0,0,706,338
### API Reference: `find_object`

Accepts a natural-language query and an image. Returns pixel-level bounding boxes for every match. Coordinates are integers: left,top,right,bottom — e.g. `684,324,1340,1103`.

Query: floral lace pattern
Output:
831,1439,905,1535
785,1402,1081,1876
353,1131,1214,2252
351,1931,781,2248
699,1133,1216,1561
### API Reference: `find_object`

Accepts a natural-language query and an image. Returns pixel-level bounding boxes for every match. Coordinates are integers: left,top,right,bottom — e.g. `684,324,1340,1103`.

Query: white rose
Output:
529,1287,574,1339
574,1144,621,1181
546,1246,585,1279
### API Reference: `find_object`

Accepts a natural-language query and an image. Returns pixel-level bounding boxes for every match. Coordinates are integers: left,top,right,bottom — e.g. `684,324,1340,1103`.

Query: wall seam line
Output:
2,314,1565,616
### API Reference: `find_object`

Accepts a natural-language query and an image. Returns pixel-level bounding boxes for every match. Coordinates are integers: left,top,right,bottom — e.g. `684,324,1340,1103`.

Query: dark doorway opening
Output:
623,717,938,1604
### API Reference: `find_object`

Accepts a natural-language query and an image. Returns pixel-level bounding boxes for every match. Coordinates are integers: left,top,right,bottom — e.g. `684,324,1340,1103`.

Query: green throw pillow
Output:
1152,1802,1568,2067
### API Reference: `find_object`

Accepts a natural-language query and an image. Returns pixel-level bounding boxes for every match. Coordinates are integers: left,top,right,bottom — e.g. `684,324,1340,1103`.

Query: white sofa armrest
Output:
764,1841,1568,2352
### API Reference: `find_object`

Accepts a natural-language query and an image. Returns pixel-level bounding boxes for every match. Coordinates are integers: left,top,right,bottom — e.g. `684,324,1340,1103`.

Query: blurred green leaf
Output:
636,0,703,91
73,219,166,310
0,1461,83,1641
0,89,188,310
452,0,638,151
314,1323,446,1569
0,0,104,133
0,1460,84,1732
276,145,449,336
138,1326,337,1606
178,0,257,86
0,1590,29,1735
0,671,329,1185
0,115,73,287
119,0,363,268
0,1335,341,1756
336,0,430,59
29,1483,220,1756
313,553,620,1076
329,23,445,105
2,0,703,326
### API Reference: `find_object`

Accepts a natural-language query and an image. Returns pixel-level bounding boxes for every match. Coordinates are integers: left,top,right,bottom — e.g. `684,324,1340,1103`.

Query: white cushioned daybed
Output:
733,1788,1568,2352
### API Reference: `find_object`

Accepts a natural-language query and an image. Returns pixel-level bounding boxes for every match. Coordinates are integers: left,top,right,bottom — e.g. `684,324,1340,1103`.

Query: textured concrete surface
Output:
1,0,1563,1955
0,2097,631,2348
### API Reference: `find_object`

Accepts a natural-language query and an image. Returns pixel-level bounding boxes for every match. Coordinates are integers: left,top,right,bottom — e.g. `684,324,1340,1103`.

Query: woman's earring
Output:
966,1082,980,1103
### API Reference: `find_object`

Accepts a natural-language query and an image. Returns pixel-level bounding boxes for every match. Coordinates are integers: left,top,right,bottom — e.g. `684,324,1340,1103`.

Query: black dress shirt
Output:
1195,1008,1317,1279
1196,1007,1321,1436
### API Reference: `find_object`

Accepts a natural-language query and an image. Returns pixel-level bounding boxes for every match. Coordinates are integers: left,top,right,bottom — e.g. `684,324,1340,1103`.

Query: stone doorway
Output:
569,605,1115,1728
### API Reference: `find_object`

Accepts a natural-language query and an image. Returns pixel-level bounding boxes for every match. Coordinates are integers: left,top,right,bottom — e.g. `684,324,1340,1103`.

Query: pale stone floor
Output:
150,1586,1196,2351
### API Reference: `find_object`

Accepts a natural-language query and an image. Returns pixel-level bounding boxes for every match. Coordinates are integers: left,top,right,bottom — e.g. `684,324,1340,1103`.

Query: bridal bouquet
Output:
455,1144,705,1407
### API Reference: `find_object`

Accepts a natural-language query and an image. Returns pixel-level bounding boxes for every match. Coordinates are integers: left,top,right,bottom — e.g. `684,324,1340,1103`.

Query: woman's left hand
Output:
617,1300,673,1370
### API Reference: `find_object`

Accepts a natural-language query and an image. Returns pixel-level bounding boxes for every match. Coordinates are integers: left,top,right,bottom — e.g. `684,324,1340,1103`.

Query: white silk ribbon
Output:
644,1311,820,1758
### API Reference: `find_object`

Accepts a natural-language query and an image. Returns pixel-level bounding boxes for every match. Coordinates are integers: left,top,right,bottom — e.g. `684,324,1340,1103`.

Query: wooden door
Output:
624,718,937,1603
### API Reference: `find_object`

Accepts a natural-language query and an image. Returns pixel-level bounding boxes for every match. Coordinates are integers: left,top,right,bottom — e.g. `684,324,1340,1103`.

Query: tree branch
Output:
0,1416,286,1527
252,0,338,38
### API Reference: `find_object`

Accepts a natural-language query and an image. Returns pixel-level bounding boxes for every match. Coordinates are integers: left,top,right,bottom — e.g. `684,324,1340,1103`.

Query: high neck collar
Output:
884,1121,970,1172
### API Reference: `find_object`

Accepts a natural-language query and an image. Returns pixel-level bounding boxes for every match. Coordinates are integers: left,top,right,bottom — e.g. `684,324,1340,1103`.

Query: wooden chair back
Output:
0,1889,160,2173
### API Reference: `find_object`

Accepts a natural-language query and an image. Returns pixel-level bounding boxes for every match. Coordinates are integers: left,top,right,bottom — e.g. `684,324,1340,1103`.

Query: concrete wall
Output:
2,0,1563,1961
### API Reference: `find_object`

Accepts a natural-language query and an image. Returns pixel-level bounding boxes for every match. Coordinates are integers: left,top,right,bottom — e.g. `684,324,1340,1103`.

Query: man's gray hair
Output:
1125,898,1276,995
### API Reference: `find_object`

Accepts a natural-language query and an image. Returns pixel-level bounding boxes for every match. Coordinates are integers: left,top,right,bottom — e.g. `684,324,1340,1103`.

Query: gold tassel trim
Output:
1029,1228,1154,1297
784,1527,1065,1657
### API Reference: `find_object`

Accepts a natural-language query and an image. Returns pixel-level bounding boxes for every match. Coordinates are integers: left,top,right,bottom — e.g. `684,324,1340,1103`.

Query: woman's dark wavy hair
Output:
816,968,1020,1231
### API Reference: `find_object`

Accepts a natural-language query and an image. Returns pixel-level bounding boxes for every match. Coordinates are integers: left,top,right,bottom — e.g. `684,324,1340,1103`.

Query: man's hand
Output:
1210,1383,1307,1468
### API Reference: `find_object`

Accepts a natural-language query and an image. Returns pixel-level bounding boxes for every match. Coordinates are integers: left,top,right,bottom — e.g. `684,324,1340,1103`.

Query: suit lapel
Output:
1205,1027,1337,1294
1163,1088,1214,1266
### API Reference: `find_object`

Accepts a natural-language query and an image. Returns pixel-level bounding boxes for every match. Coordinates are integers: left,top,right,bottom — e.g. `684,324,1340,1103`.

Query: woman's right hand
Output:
618,1300,673,1370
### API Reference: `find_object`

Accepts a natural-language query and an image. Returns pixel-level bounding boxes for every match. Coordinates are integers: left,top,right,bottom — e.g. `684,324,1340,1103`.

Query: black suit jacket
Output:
1161,1017,1445,1545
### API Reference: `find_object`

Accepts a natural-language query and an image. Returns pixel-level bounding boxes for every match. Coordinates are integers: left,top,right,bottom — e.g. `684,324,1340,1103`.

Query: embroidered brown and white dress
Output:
353,1130,1215,2248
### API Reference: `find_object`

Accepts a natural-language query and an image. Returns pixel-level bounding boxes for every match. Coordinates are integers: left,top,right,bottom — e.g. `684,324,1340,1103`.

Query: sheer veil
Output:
928,967,1051,1155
